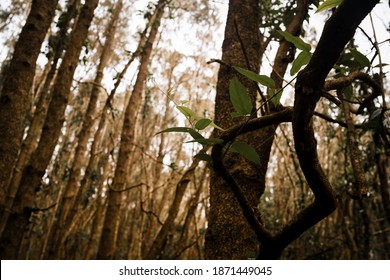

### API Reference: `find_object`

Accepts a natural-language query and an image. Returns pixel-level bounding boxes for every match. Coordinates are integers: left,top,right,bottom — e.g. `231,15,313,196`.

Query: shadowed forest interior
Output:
0,0,389,260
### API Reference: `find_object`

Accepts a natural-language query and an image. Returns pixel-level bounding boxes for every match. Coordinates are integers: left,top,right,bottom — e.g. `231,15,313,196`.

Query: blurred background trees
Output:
0,0,388,259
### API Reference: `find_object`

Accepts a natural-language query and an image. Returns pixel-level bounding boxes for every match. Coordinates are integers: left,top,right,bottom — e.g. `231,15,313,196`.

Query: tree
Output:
0,0,59,231
205,0,310,259
0,0,80,247
0,0,99,260
96,0,166,260
205,0,380,259
48,0,123,260
0,0,387,260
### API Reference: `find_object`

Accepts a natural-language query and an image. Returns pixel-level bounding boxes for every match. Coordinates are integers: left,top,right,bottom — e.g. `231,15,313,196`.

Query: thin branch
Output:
218,107,293,143
324,71,382,114
314,111,364,128
211,109,293,245
324,71,381,92
107,182,151,193
320,91,341,106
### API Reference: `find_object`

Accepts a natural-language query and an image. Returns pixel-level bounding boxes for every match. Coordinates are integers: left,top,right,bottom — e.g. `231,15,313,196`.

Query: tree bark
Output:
205,0,269,259
96,0,165,260
49,0,122,259
0,0,79,240
0,0,99,260
0,0,59,235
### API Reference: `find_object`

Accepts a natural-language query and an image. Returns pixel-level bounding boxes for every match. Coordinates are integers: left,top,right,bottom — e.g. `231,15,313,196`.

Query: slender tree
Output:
96,0,166,260
0,0,59,229
0,0,80,239
0,0,99,260
48,0,123,259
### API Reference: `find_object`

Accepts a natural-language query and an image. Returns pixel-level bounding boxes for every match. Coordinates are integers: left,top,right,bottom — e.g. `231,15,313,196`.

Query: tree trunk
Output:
49,0,122,259
0,0,99,260
0,0,59,237
0,0,79,240
145,155,201,259
205,0,270,259
96,0,165,260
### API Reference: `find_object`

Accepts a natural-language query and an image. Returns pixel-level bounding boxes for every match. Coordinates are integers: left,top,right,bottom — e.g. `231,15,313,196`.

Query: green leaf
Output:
229,77,253,116
195,118,212,130
373,63,389,68
186,138,223,146
350,48,370,68
277,30,311,52
316,0,342,13
176,106,195,118
342,84,353,100
231,111,244,118
209,121,225,131
269,88,284,106
290,51,311,76
157,127,204,140
194,152,212,163
230,141,260,165
233,66,275,88
188,130,205,140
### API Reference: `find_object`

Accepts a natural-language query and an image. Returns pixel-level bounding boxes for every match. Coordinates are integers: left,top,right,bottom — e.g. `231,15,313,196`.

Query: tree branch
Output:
278,0,379,260
211,109,293,245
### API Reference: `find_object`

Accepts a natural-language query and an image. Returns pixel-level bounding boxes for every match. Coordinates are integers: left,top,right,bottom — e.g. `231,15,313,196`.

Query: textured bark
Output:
205,0,271,259
207,0,378,260
0,0,99,260
0,0,58,234
0,0,79,240
96,0,165,260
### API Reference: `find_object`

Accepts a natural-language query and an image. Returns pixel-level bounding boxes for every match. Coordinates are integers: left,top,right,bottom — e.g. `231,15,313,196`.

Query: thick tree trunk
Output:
205,0,271,259
0,0,59,236
96,0,165,260
206,0,378,260
0,0,99,260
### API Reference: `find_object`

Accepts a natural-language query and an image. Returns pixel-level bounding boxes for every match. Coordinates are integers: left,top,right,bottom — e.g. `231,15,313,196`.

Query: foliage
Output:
316,0,342,13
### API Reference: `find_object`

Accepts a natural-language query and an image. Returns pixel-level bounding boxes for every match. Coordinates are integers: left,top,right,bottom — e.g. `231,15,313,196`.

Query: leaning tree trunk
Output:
0,0,99,260
48,0,122,259
96,0,165,260
205,0,274,259
0,0,79,244
0,0,59,236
